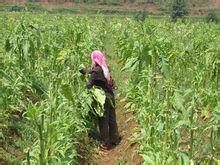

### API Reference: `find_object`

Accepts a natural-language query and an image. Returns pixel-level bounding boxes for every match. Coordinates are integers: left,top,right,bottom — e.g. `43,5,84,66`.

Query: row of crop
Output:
114,20,220,164
0,14,106,163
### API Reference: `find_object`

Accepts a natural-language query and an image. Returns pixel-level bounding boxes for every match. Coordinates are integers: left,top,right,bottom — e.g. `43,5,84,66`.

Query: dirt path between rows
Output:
91,31,142,165
94,97,142,165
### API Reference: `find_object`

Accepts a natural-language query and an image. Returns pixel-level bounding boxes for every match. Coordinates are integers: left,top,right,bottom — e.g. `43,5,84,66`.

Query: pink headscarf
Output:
91,50,111,84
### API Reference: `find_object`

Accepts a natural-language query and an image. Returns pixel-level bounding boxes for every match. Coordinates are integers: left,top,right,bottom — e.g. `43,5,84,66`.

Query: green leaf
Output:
23,41,30,56
90,88,106,117
175,120,190,127
140,154,155,164
61,84,73,102
172,91,184,112
121,57,138,71
5,38,11,52
178,152,189,165
91,88,106,106
57,50,68,61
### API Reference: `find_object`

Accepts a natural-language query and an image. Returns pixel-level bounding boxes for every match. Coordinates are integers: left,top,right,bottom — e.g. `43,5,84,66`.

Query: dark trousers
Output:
98,96,119,146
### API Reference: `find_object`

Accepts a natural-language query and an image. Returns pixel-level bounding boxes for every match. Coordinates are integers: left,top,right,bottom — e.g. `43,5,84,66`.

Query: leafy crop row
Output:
0,13,219,164
0,13,106,163
114,19,219,164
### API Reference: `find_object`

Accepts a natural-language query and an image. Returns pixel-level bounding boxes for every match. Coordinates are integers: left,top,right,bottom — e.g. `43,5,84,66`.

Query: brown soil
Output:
0,0,157,13
147,3,157,13
92,97,142,165
0,146,24,164
85,32,143,165
209,0,220,8
192,0,220,15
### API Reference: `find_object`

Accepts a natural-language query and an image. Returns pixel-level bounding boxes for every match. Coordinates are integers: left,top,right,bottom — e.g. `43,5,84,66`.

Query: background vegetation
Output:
0,0,219,16
0,13,219,164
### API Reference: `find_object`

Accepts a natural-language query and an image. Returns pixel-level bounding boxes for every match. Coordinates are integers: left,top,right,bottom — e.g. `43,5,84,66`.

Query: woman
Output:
80,50,120,150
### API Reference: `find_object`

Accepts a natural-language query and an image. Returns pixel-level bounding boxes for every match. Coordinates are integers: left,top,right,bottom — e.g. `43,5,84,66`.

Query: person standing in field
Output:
79,50,120,150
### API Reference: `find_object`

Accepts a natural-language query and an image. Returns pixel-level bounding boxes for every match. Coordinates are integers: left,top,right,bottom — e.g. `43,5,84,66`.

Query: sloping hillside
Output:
1,0,220,15
0,0,220,8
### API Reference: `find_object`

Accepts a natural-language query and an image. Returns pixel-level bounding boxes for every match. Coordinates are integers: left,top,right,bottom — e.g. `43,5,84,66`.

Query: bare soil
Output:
93,97,142,165
210,0,220,8
88,32,143,164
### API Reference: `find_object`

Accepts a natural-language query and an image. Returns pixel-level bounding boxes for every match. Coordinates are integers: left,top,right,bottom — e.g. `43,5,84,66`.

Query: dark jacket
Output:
80,65,115,98
80,65,119,147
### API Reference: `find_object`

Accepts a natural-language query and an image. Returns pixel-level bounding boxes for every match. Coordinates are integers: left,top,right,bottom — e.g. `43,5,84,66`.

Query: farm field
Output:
0,13,219,164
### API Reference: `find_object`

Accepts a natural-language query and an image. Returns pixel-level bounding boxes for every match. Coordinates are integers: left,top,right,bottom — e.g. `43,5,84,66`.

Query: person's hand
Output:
110,79,117,90
79,68,88,74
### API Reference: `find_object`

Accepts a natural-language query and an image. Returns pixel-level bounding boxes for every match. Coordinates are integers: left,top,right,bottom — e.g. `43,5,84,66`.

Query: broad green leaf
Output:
61,84,73,102
172,91,185,112
91,88,106,107
90,87,106,117
121,57,138,71
140,154,155,164
5,38,11,52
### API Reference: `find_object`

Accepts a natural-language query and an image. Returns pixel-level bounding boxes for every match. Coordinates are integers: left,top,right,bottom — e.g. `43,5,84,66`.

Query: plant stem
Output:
26,149,30,165
163,83,170,163
210,126,215,164
189,107,194,160
217,61,220,92
39,113,45,165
